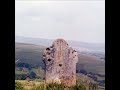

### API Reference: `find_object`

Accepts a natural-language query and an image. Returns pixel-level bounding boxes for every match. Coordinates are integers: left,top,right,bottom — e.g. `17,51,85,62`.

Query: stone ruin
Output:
42,39,78,86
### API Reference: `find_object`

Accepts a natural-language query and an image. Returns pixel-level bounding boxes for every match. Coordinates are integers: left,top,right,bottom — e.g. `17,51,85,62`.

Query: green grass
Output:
15,81,25,90
15,80,86,90
15,80,105,90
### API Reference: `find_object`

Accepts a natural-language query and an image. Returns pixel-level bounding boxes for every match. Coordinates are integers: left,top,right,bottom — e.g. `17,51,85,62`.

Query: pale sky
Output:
15,0,105,43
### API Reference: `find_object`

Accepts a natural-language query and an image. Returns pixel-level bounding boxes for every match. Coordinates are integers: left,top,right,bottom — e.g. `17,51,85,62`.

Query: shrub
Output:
46,82,65,90
80,69,87,75
30,82,87,90
32,83,45,90
71,84,86,90
15,82,24,90
15,74,28,80
29,71,37,79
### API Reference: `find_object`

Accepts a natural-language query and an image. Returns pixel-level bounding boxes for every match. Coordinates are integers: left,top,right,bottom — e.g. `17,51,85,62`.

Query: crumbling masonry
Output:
43,39,78,86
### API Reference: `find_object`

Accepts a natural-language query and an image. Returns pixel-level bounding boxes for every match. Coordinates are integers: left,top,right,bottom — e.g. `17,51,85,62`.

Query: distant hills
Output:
15,36,104,52
15,42,105,75
15,36,105,60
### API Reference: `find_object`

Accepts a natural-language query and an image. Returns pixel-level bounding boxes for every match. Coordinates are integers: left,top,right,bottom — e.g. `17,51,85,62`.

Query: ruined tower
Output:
43,39,78,86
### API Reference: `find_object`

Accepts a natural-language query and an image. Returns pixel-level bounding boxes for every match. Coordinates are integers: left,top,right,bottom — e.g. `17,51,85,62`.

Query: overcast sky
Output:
15,0,105,43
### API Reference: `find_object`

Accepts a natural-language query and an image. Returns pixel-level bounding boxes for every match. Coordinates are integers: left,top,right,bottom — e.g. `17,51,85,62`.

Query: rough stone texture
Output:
43,39,78,86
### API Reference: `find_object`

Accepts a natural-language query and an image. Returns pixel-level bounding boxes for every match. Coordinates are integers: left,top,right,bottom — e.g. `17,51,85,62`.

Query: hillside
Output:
15,42,105,75
15,43,46,67
15,42,105,87
15,36,105,53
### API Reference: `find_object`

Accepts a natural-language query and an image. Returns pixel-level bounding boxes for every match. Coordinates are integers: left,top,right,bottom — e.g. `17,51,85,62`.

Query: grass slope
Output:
15,42,105,75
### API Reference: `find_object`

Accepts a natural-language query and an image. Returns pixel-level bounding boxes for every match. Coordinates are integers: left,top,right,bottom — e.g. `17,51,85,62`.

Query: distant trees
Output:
95,73,105,77
77,69,101,83
88,75,97,81
80,69,87,75
29,71,37,79
76,69,87,75
16,63,32,68
15,74,27,80
19,67,23,71
15,71,37,80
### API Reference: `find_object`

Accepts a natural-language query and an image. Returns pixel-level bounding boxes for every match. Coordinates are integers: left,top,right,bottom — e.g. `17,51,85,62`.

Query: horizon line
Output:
15,35,105,44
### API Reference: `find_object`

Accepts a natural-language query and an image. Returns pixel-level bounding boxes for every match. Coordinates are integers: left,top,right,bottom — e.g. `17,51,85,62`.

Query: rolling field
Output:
15,42,105,75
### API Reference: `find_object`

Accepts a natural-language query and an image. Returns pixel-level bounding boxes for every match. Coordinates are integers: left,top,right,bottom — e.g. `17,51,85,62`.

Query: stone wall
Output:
43,39,78,86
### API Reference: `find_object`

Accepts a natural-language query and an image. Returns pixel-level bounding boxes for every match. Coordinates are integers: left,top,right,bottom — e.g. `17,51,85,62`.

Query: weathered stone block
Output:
43,39,78,86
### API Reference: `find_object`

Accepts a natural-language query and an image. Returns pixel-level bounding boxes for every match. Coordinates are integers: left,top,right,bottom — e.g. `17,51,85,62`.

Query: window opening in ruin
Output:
72,50,76,53
42,59,45,63
43,54,46,57
48,59,51,61
59,64,62,66
73,50,76,52
46,48,50,50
